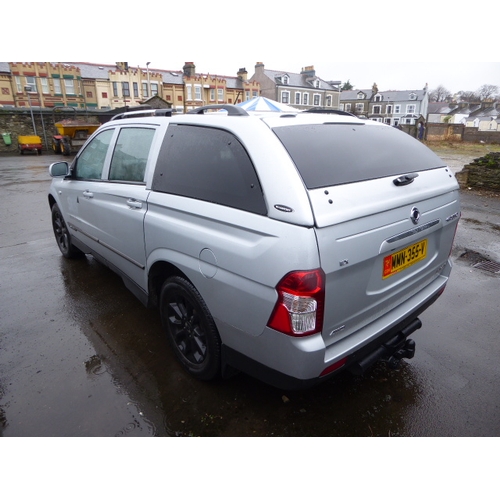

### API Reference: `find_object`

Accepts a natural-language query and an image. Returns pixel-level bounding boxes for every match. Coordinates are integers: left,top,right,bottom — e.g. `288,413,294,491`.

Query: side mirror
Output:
49,161,70,177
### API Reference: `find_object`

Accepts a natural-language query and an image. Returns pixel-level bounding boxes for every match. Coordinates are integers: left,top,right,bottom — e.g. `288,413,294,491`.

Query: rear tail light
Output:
267,269,325,336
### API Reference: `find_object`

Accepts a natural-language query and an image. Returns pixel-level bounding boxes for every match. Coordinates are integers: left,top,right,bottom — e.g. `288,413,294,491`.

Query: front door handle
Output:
82,190,94,199
127,199,143,209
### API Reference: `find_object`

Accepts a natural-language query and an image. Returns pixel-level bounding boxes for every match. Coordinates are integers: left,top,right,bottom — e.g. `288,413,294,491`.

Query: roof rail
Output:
305,108,356,117
111,108,175,121
187,104,249,116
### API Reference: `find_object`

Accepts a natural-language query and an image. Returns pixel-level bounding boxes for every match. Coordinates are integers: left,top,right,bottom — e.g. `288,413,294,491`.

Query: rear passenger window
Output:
109,127,155,183
153,125,266,215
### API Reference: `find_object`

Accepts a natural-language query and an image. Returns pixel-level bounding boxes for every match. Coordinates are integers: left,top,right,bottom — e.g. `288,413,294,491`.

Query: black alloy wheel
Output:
160,276,221,381
51,203,83,259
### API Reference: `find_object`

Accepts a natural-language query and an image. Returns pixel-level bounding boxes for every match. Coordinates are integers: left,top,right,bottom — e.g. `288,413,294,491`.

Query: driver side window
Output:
75,129,114,180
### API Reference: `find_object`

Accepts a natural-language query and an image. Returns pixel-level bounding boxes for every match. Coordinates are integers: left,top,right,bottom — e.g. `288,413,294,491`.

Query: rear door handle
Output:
127,199,143,209
82,190,94,199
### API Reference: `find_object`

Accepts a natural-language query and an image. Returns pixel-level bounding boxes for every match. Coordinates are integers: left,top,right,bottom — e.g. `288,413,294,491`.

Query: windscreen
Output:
272,123,444,189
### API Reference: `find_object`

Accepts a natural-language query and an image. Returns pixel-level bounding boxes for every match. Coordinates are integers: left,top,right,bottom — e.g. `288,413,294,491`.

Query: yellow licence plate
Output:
383,239,428,279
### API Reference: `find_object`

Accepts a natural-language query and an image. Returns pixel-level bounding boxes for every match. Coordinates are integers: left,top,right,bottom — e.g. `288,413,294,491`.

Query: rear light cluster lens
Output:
267,269,325,336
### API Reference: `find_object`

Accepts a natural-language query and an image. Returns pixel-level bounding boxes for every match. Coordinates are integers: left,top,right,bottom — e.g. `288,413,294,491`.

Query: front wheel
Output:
160,276,221,381
51,203,84,259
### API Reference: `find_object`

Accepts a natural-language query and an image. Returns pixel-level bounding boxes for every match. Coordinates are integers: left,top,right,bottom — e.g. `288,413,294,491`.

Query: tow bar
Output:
349,318,421,375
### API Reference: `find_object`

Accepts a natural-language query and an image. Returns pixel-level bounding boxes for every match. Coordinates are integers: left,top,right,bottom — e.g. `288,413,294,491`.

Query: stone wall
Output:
455,152,500,191
425,122,500,144
0,109,108,154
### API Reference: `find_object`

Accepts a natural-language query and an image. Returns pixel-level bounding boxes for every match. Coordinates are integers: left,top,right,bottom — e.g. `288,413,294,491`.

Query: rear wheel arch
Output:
148,260,189,308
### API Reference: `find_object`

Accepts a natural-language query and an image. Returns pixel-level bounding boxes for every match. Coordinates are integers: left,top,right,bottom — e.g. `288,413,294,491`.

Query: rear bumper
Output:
221,276,447,390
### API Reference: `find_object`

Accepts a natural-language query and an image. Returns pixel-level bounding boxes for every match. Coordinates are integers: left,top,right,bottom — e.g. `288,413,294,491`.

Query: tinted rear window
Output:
153,125,267,215
273,123,444,189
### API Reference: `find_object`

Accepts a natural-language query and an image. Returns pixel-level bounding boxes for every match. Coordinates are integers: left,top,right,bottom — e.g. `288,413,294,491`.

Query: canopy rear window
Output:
272,123,444,189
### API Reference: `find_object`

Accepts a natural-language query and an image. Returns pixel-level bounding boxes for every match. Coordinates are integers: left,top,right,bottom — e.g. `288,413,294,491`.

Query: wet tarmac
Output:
1,153,499,437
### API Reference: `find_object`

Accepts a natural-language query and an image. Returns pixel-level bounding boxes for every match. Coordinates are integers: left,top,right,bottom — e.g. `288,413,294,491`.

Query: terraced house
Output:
341,83,429,126
0,62,261,113
250,62,341,111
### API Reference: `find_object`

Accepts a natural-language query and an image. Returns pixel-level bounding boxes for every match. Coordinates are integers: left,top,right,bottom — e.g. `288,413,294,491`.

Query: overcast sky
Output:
9,1,499,96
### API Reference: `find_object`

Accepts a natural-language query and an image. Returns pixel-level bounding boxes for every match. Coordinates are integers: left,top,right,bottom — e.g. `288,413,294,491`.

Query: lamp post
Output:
24,86,38,135
146,62,151,99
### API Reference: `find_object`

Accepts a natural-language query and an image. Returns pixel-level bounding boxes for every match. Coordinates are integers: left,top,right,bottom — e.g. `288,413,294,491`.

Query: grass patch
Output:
426,141,500,156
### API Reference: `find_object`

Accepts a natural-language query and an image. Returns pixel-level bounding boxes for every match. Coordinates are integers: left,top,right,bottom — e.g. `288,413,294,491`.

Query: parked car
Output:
48,105,460,389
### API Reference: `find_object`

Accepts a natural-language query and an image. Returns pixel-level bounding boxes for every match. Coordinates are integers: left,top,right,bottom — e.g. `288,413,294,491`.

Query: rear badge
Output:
274,204,294,213
410,207,421,225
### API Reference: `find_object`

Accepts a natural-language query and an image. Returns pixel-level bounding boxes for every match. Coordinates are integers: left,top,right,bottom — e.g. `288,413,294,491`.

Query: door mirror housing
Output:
49,161,70,177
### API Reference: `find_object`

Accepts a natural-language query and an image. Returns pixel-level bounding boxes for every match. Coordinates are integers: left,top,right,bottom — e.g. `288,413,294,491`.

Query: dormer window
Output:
409,93,417,100
357,92,365,99
314,80,320,88
374,94,382,102
282,75,289,85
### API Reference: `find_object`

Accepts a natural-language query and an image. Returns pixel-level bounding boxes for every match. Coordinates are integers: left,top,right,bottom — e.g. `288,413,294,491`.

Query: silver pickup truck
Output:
48,106,460,389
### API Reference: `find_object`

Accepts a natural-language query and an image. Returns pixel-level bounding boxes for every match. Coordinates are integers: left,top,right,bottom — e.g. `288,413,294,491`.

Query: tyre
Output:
52,138,62,154
61,139,71,156
160,276,221,381
51,203,84,259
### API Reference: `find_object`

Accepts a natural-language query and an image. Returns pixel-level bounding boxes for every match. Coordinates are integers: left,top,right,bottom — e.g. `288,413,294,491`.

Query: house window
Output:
326,95,332,107
151,83,158,96
386,105,393,114
356,103,364,112
113,82,119,97
133,82,139,98
373,105,381,114
313,94,321,106
40,78,49,94
374,94,382,102
357,92,365,99
53,79,61,94
15,76,22,92
406,104,416,114
186,85,192,100
102,92,108,98
142,82,149,98
122,82,130,97
194,85,202,100
295,92,301,105
64,78,75,95
409,93,417,100
345,103,351,111
252,90,258,98
303,93,309,105
26,76,37,93
339,103,344,111
315,80,320,88
86,91,93,98
218,88,224,101
394,105,401,114
282,75,289,84
281,91,290,104
211,89,216,101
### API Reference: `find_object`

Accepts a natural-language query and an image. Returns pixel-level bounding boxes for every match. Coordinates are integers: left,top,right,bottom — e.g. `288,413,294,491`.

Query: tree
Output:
477,84,499,101
457,90,480,102
429,85,452,102
341,80,353,91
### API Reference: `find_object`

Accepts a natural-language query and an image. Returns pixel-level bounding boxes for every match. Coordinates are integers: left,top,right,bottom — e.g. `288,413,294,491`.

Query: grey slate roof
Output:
263,68,337,90
341,88,428,101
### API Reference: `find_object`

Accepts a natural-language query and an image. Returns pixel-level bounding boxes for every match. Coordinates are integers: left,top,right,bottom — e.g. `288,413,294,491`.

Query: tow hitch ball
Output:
386,339,416,369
